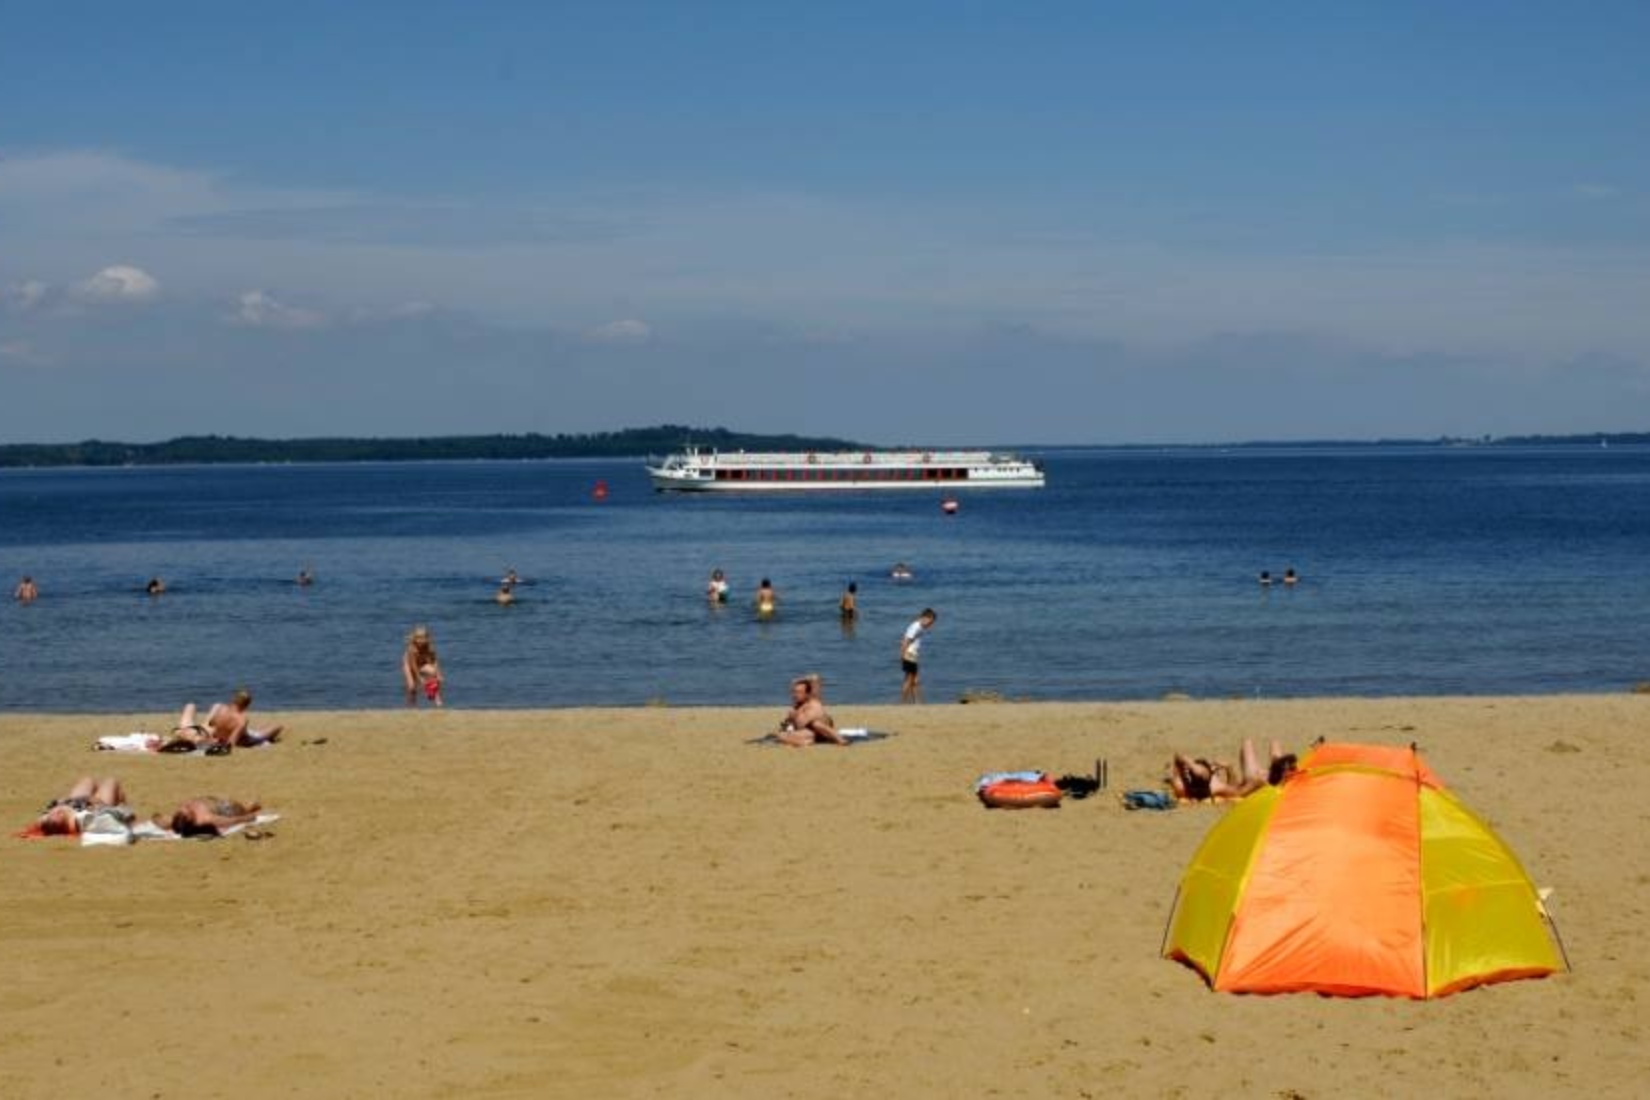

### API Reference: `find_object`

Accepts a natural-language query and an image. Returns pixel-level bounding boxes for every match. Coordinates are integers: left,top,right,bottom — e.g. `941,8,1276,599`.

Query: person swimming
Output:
755,578,777,616
890,562,914,582
707,568,729,604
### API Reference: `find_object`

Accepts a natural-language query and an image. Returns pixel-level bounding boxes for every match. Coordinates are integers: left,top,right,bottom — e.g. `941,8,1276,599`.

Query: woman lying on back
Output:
36,776,130,835
1169,739,1297,801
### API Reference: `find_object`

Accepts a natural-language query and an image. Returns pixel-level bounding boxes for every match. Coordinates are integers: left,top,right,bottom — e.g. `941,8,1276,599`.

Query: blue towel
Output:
1122,789,1175,811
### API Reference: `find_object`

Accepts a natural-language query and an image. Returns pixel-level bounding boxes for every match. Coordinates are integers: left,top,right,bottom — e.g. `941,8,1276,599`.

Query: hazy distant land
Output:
0,426,868,468
0,426,1643,467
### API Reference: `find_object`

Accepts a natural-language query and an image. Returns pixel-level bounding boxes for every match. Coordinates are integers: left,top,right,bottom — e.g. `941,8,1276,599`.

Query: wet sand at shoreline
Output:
3,695,1647,1098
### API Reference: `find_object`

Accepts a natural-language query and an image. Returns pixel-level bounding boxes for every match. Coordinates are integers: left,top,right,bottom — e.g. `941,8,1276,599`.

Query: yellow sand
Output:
3,695,1648,1098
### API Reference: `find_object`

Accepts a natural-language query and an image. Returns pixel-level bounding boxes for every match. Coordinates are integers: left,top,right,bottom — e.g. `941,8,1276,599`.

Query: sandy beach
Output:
3,694,1647,1098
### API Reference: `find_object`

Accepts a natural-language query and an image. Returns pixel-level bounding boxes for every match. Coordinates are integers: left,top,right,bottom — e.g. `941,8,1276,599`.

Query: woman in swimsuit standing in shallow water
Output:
402,625,444,706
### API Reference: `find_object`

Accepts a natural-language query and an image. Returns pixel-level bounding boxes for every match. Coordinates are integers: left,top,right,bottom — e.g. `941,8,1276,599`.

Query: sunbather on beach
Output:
166,690,282,750
160,796,262,837
36,776,129,836
1169,739,1296,801
774,674,846,746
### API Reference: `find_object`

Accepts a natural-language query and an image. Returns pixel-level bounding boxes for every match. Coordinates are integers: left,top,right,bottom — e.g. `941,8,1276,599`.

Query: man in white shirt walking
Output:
900,608,938,703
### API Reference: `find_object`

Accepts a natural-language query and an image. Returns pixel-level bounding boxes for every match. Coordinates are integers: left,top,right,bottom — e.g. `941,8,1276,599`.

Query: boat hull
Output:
646,448,1045,492
647,472,1044,491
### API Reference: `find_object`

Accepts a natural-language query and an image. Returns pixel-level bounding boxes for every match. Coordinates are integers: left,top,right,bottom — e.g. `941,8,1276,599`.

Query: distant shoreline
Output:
6,688,1645,718
0,425,867,469
0,426,1643,468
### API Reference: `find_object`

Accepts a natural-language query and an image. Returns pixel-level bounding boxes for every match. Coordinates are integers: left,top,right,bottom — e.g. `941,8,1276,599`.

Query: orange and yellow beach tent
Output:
1164,742,1563,998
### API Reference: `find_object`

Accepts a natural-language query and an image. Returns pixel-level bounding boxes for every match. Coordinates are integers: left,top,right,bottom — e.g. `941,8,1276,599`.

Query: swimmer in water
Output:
707,568,729,604
145,577,166,596
890,562,914,582
1258,570,1272,587
756,578,777,616
14,576,38,603
296,568,314,587
495,582,516,606
1283,567,1298,587
839,581,858,621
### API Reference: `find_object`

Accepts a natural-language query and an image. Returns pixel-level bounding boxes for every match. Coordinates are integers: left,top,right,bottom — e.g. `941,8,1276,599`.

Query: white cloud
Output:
584,318,652,344
231,290,326,330
2,279,49,311
382,299,436,319
0,340,48,367
70,264,160,304
1573,183,1622,200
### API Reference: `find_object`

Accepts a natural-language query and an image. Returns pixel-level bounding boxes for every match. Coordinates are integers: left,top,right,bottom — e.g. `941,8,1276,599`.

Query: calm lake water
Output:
2,447,1647,712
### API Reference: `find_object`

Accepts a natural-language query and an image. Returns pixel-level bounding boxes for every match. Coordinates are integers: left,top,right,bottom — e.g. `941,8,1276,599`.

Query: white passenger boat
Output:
646,445,1044,492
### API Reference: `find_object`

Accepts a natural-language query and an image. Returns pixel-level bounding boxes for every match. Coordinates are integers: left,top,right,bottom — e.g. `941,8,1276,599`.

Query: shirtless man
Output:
774,675,846,746
14,576,38,603
167,689,282,750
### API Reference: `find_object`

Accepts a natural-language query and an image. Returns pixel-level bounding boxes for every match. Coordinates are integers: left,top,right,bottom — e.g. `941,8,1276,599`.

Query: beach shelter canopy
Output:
1164,742,1562,998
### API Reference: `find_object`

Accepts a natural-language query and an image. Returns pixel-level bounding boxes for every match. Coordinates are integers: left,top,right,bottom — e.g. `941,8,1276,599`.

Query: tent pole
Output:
1545,906,1575,974
1158,885,1181,958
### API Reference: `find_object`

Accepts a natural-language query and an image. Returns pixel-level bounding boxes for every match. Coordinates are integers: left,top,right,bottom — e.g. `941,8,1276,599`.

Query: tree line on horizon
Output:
0,426,1643,467
0,426,872,468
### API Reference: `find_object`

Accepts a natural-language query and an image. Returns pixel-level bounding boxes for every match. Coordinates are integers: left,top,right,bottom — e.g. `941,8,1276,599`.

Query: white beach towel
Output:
105,813,280,846
94,733,163,753
77,807,140,847
94,732,275,754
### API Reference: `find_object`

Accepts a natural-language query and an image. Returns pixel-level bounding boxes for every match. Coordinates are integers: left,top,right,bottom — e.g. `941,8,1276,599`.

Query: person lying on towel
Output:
1168,739,1297,801
158,796,264,837
163,689,283,752
33,776,134,836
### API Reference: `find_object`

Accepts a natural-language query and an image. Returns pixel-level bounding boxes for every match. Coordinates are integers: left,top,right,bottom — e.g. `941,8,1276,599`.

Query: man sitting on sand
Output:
1169,739,1296,801
165,690,282,751
774,674,846,746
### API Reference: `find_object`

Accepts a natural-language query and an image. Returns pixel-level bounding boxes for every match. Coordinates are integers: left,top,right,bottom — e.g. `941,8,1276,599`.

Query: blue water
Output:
3,447,1648,712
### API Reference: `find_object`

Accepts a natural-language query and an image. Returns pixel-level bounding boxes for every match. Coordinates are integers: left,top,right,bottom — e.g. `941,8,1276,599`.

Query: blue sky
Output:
2,2,1648,443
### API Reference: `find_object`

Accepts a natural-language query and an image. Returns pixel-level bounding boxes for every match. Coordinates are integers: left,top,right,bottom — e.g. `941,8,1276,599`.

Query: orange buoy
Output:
592,479,609,501
978,778,1063,809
